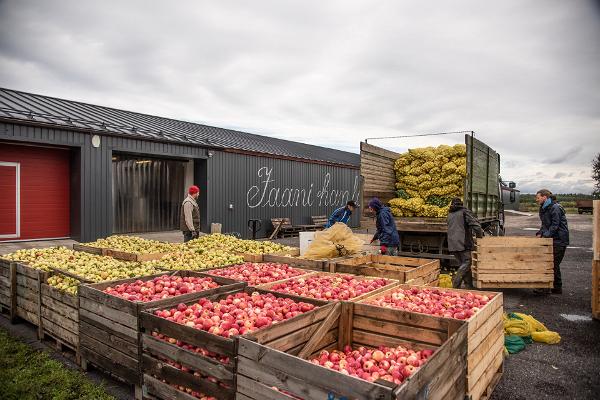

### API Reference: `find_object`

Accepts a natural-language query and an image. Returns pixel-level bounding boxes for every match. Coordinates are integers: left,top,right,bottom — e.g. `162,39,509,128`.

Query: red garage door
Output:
0,143,70,241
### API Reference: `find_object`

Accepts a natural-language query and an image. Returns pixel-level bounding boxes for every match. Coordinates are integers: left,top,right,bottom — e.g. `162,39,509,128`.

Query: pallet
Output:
359,284,504,400
472,237,554,289
0,259,16,320
73,243,169,262
139,286,329,400
235,248,301,263
330,254,440,285
256,271,399,303
40,282,80,362
237,301,468,400
79,271,244,386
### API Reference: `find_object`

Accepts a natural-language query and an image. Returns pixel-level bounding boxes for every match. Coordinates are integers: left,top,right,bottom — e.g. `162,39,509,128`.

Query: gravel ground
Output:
0,214,598,399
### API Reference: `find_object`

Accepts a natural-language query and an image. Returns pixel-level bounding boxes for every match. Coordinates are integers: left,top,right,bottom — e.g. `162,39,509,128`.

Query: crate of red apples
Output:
78,271,244,386
257,271,397,302
237,301,468,400
139,287,330,400
360,285,504,400
204,262,311,286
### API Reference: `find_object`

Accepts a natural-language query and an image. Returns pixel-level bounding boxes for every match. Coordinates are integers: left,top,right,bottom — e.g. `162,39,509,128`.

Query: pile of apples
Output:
364,287,493,320
3,247,73,271
84,235,182,254
186,233,295,255
310,344,434,384
154,291,317,337
103,275,220,302
268,274,389,301
206,262,308,285
144,250,244,271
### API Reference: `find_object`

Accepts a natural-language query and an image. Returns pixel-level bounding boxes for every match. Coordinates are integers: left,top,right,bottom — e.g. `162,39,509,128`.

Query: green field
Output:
519,193,596,214
0,329,115,400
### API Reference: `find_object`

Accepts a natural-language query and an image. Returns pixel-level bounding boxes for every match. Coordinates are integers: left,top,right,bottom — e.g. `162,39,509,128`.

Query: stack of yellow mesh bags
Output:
390,144,467,218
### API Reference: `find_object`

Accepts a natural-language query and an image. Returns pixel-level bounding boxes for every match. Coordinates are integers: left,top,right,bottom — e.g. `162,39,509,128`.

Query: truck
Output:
360,133,504,262
576,199,593,214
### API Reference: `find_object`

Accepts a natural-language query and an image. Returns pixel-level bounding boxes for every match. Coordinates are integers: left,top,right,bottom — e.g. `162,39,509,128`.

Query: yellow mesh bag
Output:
303,223,364,259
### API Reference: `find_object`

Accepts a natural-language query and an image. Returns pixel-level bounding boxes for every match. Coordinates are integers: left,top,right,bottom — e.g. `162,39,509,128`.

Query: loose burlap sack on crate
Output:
303,223,364,259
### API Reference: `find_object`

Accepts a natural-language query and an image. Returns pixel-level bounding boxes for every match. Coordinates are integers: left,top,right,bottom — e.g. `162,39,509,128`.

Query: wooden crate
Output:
73,243,169,262
257,271,399,303
472,237,554,289
236,248,301,263
140,286,329,400
593,200,600,320
202,260,314,287
330,254,440,285
14,262,48,327
359,285,504,400
237,301,468,400
78,271,244,386
0,259,16,318
262,253,364,272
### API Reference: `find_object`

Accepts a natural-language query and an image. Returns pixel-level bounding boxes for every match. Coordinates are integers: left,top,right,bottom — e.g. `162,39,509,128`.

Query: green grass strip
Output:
0,328,115,400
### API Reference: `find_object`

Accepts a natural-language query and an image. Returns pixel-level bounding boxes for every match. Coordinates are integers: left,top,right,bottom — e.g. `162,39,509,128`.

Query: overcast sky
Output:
1,0,599,193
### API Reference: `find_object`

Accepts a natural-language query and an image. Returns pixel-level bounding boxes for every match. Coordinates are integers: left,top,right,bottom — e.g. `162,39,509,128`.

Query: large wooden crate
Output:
472,237,554,289
330,254,440,285
78,271,244,387
237,301,468,400
140,286,329,400
0,259,16,318
203,260,314,288
359,285,504,400
73,243,169,262
14,262,48,327
262,253,364,272
257,271,399,303
236,247,301,263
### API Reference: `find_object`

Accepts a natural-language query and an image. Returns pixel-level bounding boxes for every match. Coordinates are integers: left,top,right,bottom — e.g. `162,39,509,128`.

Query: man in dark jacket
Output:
447,197,484,289
535,189,569,294
325,201,358,228
368,198,400,255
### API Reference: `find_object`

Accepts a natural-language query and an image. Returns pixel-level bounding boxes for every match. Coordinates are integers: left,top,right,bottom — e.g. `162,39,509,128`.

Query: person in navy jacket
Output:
325,201,358,228
535,189,569,294
367,198,400,255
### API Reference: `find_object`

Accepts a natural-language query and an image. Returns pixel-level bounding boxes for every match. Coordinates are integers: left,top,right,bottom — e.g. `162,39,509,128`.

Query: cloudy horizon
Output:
1,0,598,194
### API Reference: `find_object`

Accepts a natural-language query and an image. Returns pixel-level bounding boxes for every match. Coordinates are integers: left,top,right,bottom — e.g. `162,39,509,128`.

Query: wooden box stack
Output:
78,271,244,387
330,254,440,285
237,301,468,400
472,237,554,289
139,287,329,400
359,285,504,400
256,271,399,303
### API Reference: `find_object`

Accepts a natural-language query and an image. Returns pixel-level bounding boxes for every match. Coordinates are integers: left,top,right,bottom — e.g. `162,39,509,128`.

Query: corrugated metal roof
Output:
0,88,360,167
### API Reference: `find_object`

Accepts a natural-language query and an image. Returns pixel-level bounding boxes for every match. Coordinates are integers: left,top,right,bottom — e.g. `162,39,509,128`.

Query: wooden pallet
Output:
79,271,244,386
237,301,468,400
359,284,504,400
256,271,399,303
73,243,169,262
139,286,329,400
472,237,554,289
40,282,80,361
330,254,440,285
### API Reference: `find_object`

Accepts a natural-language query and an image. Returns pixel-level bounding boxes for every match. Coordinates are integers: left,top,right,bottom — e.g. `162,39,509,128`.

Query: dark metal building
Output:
0,88,360,242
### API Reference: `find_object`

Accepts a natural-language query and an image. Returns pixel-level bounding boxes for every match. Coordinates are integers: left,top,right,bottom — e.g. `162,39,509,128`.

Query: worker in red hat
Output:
180,185,201,242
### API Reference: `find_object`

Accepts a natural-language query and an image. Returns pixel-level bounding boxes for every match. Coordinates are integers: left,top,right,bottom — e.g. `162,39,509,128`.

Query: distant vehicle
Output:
576,199,593,214
500,180,520,211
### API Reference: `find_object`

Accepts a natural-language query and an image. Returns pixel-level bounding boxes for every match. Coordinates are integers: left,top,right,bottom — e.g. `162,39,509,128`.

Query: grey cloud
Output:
543,146,583,164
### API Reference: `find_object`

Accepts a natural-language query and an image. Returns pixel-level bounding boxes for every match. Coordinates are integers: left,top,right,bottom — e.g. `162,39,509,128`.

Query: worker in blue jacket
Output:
535,189,569,294
325,201,358,228
367,198,400,255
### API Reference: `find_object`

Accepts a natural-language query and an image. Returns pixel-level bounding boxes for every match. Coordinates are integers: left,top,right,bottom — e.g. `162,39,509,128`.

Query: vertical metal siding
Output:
206,151,360,238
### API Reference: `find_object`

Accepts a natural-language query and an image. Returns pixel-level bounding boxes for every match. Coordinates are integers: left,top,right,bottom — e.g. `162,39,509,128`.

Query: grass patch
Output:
0,328,115,400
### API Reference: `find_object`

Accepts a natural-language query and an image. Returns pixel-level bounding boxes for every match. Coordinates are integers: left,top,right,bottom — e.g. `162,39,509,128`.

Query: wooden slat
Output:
41,284,78,308
474,245,552,254
81,345,140,385
79,309,138,340
475,273,553,283
80,332,138,370
80,297,138,328
236,374,301,400
41,306,78,333
80,320,139,358
41,316,78,348
352,314,447,346
476,281,553,289
354,302,450,331
476,237,552,246
297,303,341,359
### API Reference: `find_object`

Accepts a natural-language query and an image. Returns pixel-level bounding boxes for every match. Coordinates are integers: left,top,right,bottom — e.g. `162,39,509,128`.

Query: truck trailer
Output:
360,133,504,261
